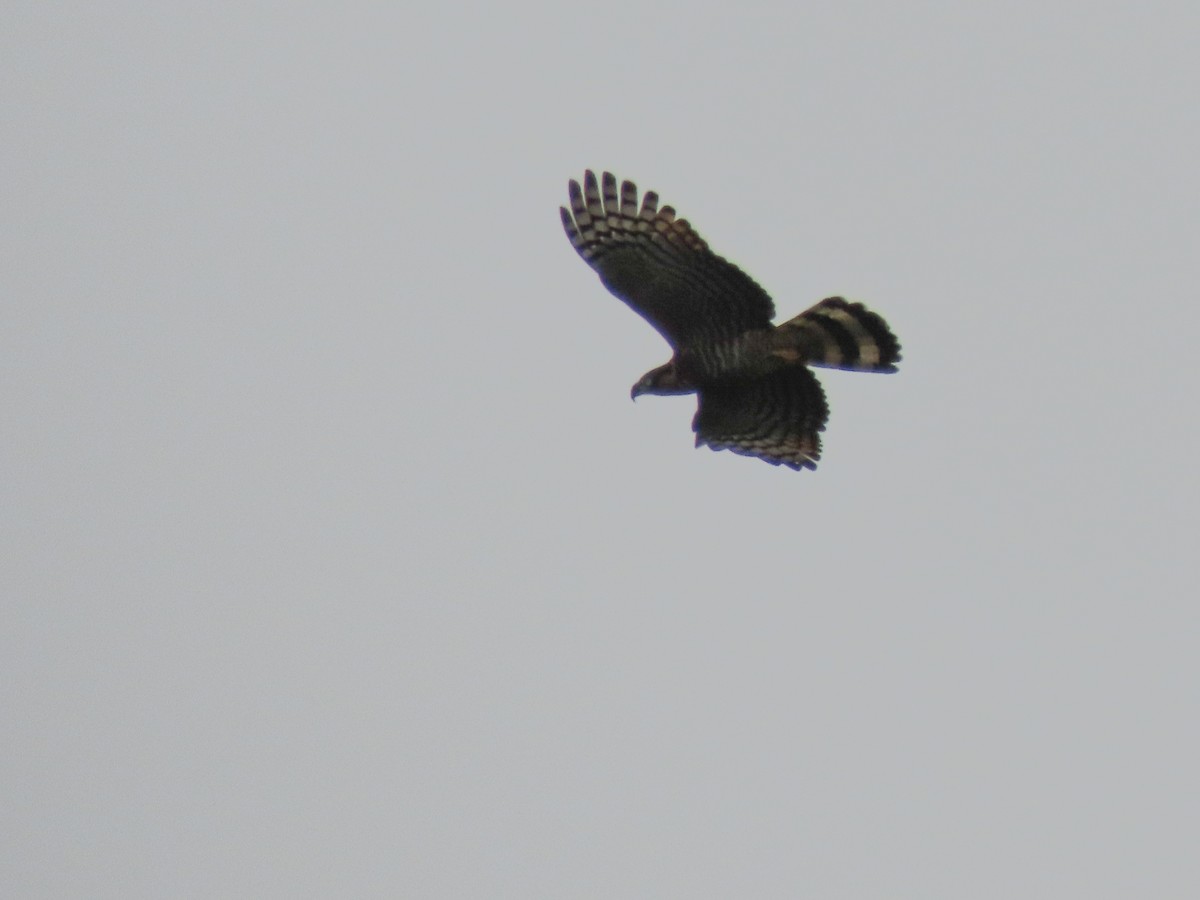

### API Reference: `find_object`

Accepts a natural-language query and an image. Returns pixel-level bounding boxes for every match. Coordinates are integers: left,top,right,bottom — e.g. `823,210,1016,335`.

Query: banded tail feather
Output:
772,297,901,372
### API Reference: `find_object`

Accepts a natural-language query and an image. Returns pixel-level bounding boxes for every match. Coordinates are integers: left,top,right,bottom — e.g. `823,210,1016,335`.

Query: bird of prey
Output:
560,170,900,471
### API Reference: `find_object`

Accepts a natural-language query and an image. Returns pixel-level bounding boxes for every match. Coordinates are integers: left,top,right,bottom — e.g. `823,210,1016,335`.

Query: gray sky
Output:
5,2,1199,897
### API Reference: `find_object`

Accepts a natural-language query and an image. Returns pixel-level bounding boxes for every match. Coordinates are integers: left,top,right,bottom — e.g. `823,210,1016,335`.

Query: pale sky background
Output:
5,2,1199,897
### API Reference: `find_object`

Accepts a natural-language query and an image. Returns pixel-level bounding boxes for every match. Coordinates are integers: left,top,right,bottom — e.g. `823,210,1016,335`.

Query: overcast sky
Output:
5,2,1200,897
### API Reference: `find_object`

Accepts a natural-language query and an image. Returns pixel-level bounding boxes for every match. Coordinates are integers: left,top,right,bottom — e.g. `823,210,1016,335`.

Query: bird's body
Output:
560,170,900,471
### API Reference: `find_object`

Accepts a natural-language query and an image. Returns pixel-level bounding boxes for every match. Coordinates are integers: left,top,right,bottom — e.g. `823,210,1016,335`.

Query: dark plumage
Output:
561,170,900,470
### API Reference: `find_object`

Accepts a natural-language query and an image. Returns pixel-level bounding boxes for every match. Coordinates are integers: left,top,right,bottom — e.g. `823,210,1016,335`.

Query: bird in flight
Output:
560,170,901,471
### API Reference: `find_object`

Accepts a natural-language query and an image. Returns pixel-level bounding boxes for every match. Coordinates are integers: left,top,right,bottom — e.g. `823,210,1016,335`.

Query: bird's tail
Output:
770,297,901,372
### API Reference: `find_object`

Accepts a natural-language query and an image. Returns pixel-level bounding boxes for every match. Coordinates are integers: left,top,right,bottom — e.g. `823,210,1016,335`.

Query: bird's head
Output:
631,363,691,400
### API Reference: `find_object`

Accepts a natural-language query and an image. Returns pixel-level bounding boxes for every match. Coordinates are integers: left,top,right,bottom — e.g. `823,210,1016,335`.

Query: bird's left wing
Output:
560,171,775,351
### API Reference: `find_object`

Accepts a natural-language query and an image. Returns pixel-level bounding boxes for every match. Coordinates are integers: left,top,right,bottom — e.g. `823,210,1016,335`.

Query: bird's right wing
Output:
560,171,775,351
692,367,829,471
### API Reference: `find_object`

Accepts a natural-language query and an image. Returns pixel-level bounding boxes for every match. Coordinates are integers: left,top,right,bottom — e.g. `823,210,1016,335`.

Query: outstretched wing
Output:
560,170,775,351
693,367,829,471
